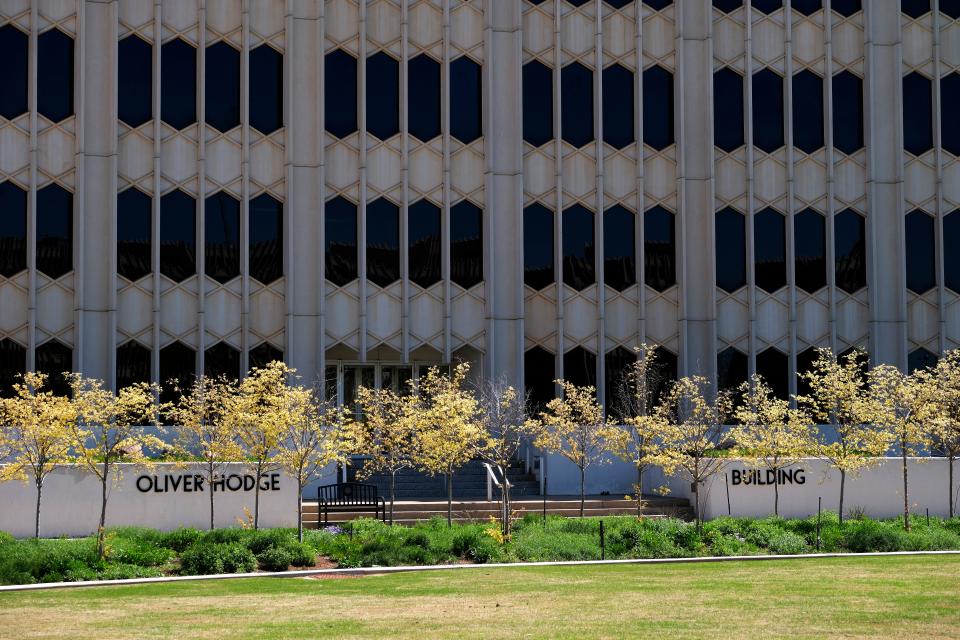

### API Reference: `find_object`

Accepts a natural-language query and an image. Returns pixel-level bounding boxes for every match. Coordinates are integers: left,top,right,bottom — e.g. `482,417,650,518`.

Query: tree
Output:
276,384,355,542
533,380,619,517
233,361,292,530
473,374,539,535
67,375,162,557
797,348,891,523
655,375,732,530
608,344,674,515
354,384,418,525
414,363,482,526
732,374,813,517
165,375,243,530
920,350,960,518
0,372,76,538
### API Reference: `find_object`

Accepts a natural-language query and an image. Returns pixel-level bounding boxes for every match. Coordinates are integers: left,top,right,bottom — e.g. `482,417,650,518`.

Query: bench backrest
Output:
317,482,380,506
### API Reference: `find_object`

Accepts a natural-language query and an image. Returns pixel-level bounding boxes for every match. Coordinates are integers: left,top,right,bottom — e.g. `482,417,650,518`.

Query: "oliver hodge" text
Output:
135,473,281,493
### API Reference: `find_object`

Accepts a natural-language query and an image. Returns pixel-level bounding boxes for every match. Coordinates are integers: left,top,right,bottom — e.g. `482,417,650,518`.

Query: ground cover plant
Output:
2,513,960,585
1,556,958,639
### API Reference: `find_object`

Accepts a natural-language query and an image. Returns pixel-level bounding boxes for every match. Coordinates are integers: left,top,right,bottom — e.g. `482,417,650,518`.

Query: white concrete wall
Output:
0,462,299,538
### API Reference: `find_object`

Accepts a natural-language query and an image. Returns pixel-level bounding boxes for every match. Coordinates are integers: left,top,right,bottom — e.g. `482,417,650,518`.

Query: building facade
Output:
0,0,959,409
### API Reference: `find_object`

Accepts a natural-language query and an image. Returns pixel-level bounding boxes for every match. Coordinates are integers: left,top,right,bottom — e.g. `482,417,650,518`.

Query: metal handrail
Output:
482,462,511,502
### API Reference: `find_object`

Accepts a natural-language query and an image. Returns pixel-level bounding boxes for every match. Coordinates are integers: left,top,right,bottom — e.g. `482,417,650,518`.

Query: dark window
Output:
0,181,27,277
756,348,789,400
160,190,196,282
604,346,635,413
36,185,72,279
525,346,555,412
451,56,482,144
832,0,862,16
833,71,864,154
367,52,399,140
645,205,676,291
205,342,240,380
835,209,866,293
714,0,743,12
0,338,26,398
643,0,672,8
250,44,283,134
161,38,196,129
643,66,674,150
0,26,27,119
524,203,554,290
37,29,73,122
249,343,283,370
906,210,936,294
116,341,151,389
325,197,358,287
605,0,633,7
839,346,869,372
451,200,482,289
409,54,441,142
945,210,960,293
602,64,634,149
794,208,826,293
205,41,240,132
564,347,597,390
716,207,746,292
942,73,960,156
249,194,283,284
118,35,152,128
563,204,595,290
903,72,933,155
408,199,441,288
796,347,818,398
793,70,824,153
754,207,786,293
902,0,931,18
753,68,784,153
717,347,748,394
943,0,960,18
205,191,240,284
367,198,400,287
523,61,553,147
325,49,358,137
792,0,822,14
753,0,783,14
35,340,71,396
159,341,195,406
908,348,938,373
561,63,594,147
714,68,744,152
117,188,152,281
603,205,636,291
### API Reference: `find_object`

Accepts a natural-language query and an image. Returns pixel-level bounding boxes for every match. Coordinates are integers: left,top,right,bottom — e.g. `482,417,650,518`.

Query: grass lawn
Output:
1,556,958,639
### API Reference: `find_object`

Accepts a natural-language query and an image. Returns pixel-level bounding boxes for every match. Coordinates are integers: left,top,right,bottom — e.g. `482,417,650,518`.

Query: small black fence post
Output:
599,520,606,561
543,475,548,529
349,522,354,540
816,497,822,552
927,508,930,527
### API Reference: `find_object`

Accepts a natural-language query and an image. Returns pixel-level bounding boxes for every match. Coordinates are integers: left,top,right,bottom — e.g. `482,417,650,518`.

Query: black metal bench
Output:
317,482,387,525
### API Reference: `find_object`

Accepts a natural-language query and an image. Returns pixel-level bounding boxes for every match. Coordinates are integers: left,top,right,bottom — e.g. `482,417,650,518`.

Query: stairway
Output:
347,458,541,500
302,495,694,528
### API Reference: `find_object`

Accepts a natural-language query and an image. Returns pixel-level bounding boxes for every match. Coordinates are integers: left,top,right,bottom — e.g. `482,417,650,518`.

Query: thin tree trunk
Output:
839,469,846,524
97,466,109,559
297,480,304,543
902,447,910,531
254,462,262,530
579,466,585,517
694,480,701,532
34,477,42,539
209,467,216,530
950,456,956,519
446,472,453,527
774,479,779,518
636,466,644,517
390,470,396,526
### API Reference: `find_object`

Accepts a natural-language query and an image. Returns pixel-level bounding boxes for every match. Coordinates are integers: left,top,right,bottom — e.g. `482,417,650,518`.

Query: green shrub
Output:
633,529,685,559
845,521,906,553
0,531,16,546
285,542,317,568
202,528,247,545
708,533,752,557
179,543,256,575
258,546,291,572
767,532,807,555
405,530,431,549
160,528,203,553
98,564,164,580
107,538,173,567
246,529,294,555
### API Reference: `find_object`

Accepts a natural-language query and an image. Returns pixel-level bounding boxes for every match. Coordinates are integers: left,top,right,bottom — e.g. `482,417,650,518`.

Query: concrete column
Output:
864,2,906,368
78,0,117,382
676,2,715,379
485,0,524,387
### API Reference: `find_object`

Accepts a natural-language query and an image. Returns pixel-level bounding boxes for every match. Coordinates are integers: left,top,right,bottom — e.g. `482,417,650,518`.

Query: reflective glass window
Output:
408,199,441,288
117,188,152,281
643,66,674,150
754,207,786,293
325,50,358,137
831,0,861,15
603,205,635,291
205,191,240,284
753,68,784,152
792,0,822,14
563,204,595,290
37,29,73,122
713,0,743,12
794,208,826,293
159,341,195,407
524,203,554,290
561,63,594,147
902,0,931,18
756,348,789,400
250,44,283,134
35,341,71,397
366,198,400,287
325,197,357,287
36,185,72,279
793,70,824,153
0,339,26,398
161,39,196,129
205,342,240,380
525,347,555,412
714,68,744,152
716,207,746,292
0,181,27,277
451,57,482,143
717,347,748,394
905,210,936,293
249,194,282,284
409,54,441,142
249,343,283,371
945,210,960,293
205,41,240,132
116,341,151,389
564,347,597,390
367,52,399,140
942,73,960,156
903,72,933,155
0,26,27,119
160,190,196,282
602,64,634,149
523,61,553,147
451,201,482,289
908,348,938,373
118,35,152,127
753,0,783,12
645,205,676,291
833,71,864,154
835,209,866,293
